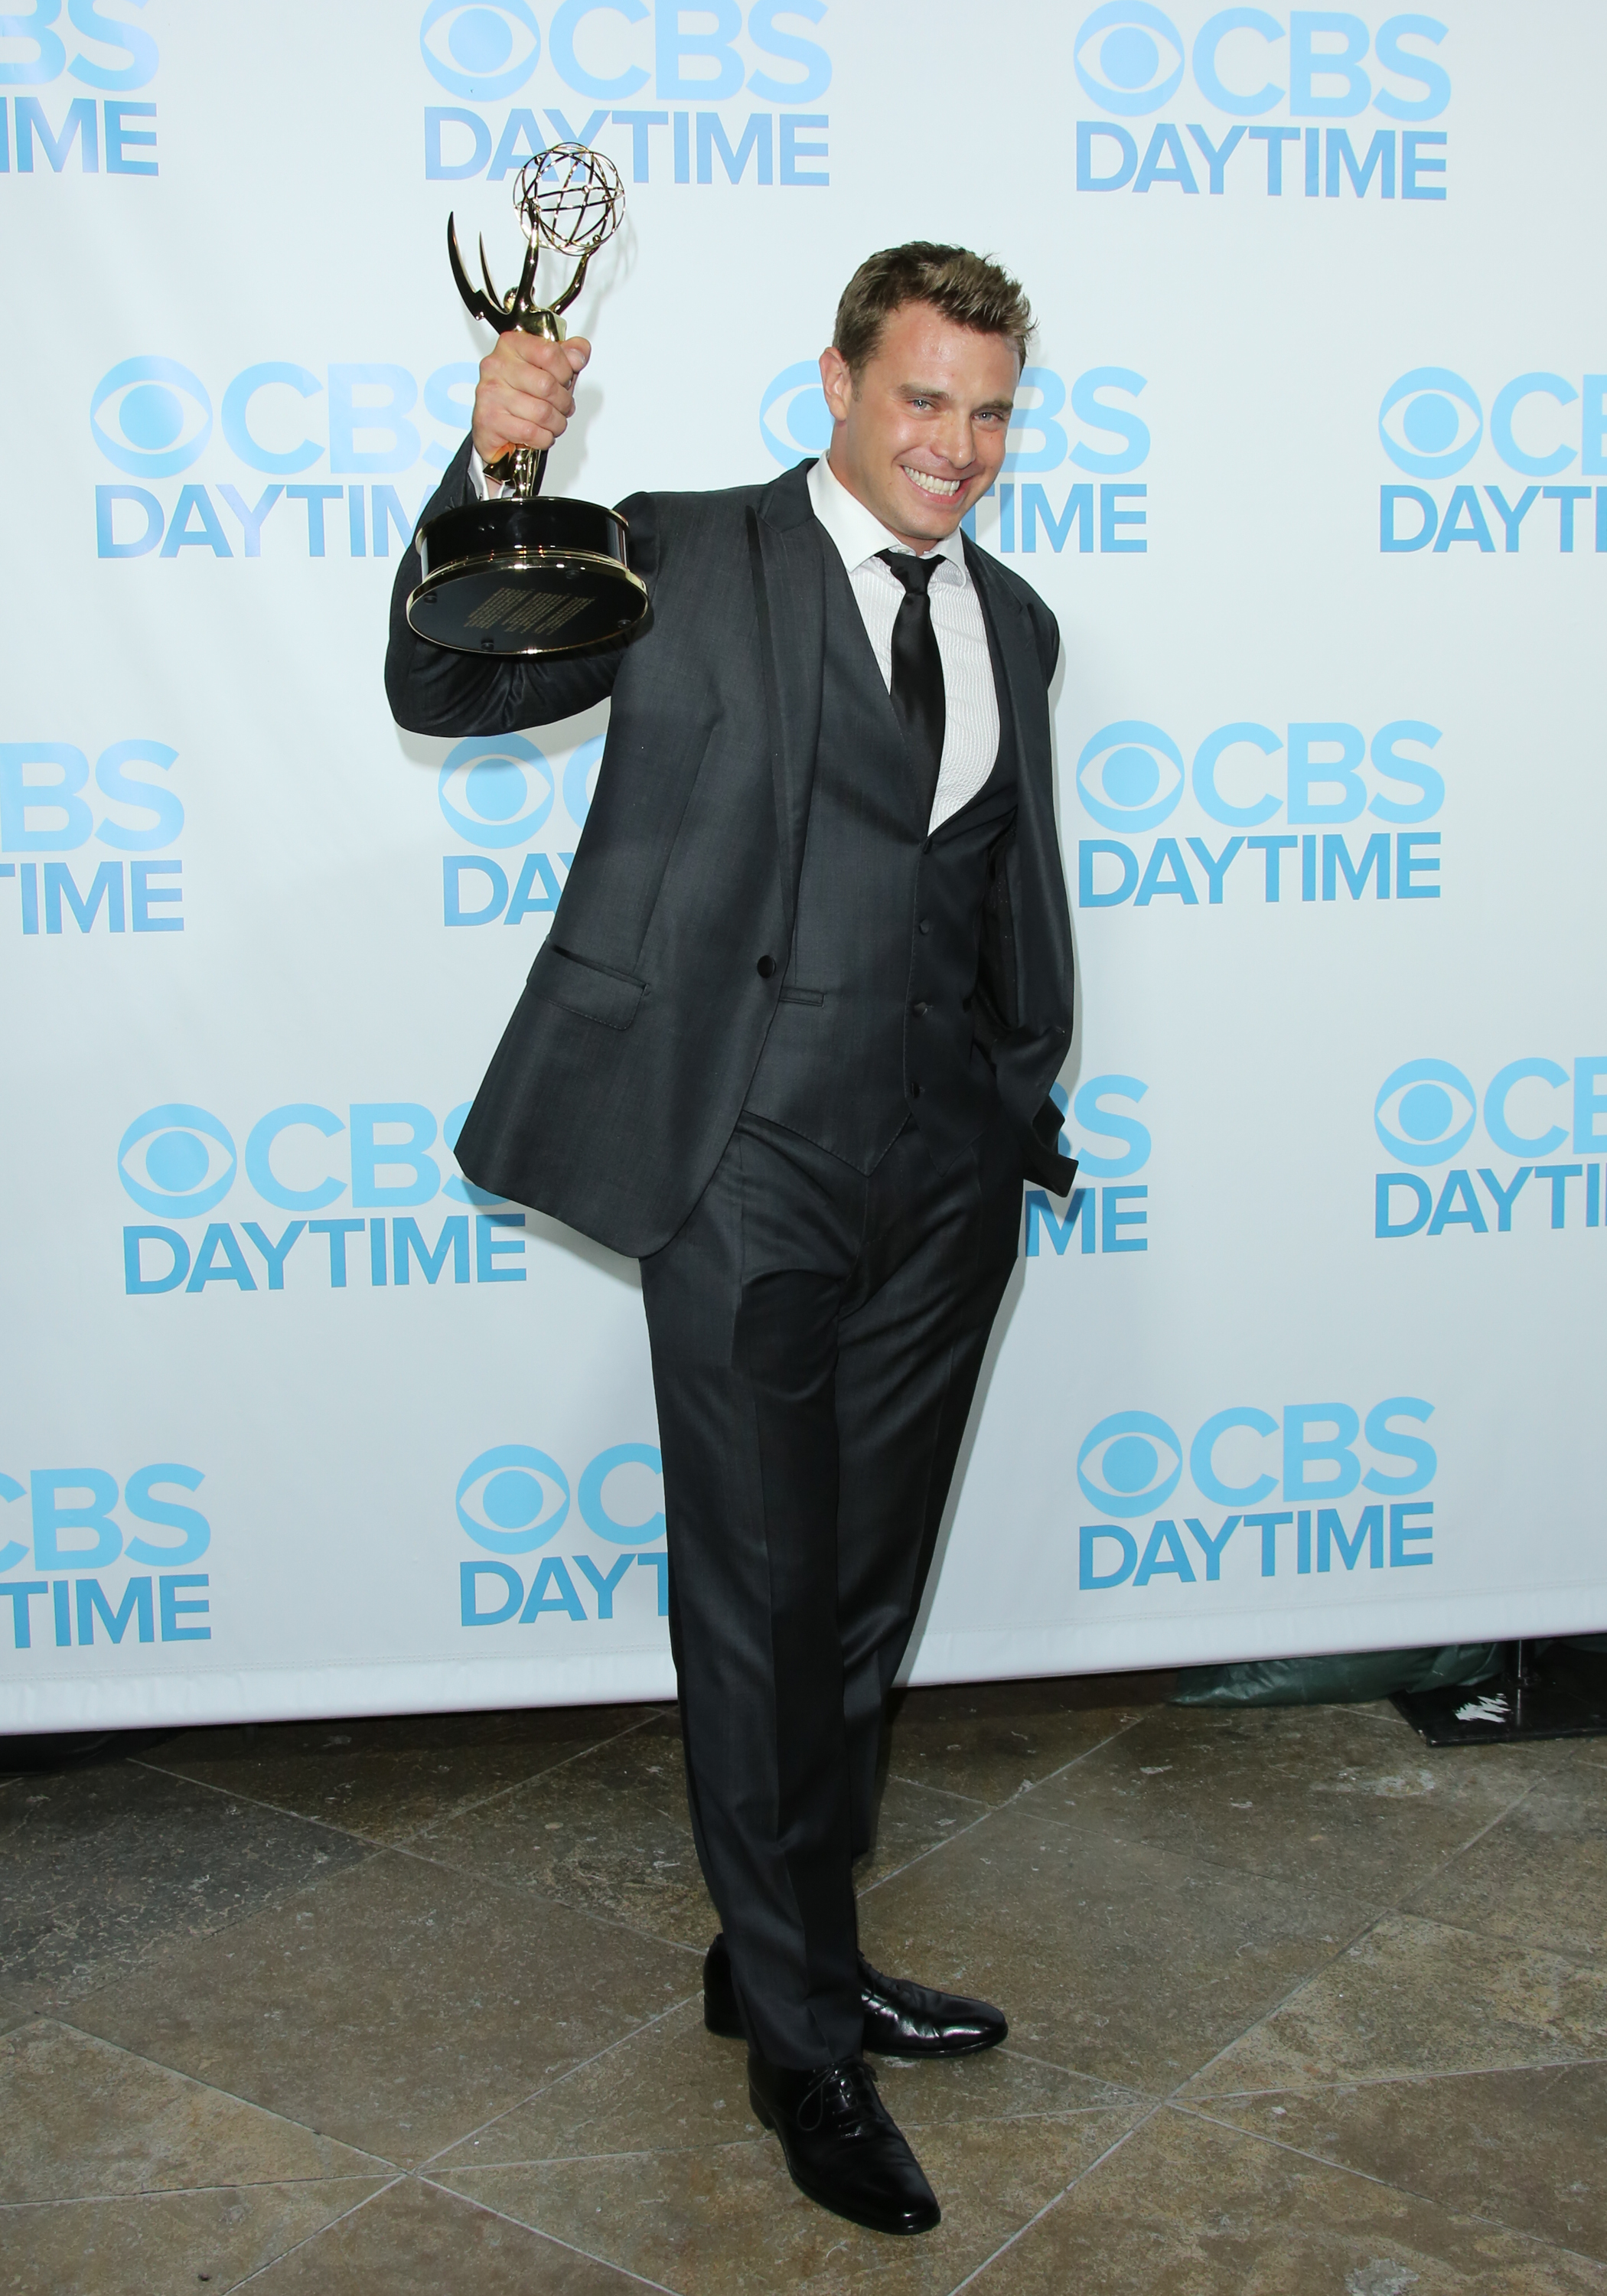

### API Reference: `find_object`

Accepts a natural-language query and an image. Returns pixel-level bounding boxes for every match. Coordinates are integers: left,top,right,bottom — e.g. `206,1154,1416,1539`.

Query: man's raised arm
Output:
384,325,649,735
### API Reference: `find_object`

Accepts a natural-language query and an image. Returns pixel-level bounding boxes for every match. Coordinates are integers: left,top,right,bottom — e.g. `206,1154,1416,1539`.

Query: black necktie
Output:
877,550,947,807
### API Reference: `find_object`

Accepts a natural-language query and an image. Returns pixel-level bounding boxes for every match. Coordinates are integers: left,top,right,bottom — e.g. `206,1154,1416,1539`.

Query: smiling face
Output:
819,300,1019,552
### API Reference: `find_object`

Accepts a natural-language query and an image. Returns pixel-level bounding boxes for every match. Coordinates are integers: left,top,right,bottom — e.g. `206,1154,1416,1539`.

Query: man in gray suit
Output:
387,243,1074,2238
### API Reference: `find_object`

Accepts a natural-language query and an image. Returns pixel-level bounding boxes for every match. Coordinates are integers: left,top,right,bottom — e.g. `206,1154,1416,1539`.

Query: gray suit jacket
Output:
386,445,1075,1257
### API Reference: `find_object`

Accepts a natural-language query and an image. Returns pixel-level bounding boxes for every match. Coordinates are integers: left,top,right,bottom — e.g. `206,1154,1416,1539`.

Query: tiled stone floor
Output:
2,1676,1604,2292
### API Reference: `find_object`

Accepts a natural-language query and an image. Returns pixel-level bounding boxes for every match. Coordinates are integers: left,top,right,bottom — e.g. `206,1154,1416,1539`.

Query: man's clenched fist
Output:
472,331,591,467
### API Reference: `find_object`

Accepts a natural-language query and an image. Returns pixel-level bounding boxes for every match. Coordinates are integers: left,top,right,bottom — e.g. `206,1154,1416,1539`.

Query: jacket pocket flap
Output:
529,943,646,1031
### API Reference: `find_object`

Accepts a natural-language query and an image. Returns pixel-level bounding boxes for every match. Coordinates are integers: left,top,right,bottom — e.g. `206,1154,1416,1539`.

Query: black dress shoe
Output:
855,1953,1009,2056
748,2049,940,2236
703,1932,1007,2057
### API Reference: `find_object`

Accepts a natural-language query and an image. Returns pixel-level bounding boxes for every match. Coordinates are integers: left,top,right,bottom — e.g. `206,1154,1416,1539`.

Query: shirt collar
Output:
807,455,967,583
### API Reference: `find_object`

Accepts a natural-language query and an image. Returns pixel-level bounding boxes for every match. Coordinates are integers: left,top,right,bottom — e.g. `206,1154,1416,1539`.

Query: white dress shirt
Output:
466,447,1002,832
804,455,1000,833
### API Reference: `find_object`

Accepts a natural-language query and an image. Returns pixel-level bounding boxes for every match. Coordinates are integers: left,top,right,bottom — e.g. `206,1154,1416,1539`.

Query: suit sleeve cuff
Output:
467,445,503,501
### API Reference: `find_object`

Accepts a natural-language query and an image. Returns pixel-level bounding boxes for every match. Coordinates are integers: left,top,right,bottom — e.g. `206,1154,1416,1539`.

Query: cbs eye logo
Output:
1074,2,1185,115
437,732,603,848
1378,370,1483,480
118,1106,236,1219
1077,1411,1183,1517
760,363,833,468
456,1445,571,1553
1374,1061,1476,1166
90,359,212,480
419,0,541,100
457,1442,666,1553
438,735,553,850
1075,722,1185,832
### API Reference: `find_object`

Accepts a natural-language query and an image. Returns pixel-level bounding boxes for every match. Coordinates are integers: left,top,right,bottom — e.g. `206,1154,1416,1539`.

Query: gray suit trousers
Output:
639,1108,1023,2068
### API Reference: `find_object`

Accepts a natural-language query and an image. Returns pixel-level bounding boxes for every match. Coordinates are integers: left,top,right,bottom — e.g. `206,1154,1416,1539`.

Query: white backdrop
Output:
5,0,1605,1730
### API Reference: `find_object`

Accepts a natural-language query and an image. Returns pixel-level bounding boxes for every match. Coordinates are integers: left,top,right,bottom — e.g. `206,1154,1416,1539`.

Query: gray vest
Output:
743,550,1018,1172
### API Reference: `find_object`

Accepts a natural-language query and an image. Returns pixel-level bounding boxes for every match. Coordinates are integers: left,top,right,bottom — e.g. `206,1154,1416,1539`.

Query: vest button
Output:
910,1081,924,1098
918,918,931,934
755,955,776,978
911,1001,930,1018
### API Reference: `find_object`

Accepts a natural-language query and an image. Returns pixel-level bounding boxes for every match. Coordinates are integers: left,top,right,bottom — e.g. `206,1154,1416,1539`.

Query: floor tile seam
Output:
413,2173,686,2294
1165,2099,1607,2265
979,1791,1566,1907
24,1862,395,2014
123,1708,671,1856
126,1751,407,1861
996,1710,1156,1799
17,2013,406,2171
1178,2050,1607,2105
910,2102,1166,2131
990,2044,1159,2105
945,2099,1166,2294
1389,1772,1559,1907
109,1756,611,1863
1375,1900,1607,1975
386,1706,682,1846
854,1793,1012,1902
1,1990,58,2024
223,2171,408,2290
435,2102,1151,2177
883,1711,1155,1827
911,1803,1429,1929
437,2135,773,2173
1155,1893,1402,2105
882,1772,991,1811
0,2172,399,2210
355,1828,709,1961
411,1989,709,2173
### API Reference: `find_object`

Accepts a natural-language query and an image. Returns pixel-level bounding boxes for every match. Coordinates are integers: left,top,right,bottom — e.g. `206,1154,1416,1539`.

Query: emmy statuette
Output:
406,142,647,660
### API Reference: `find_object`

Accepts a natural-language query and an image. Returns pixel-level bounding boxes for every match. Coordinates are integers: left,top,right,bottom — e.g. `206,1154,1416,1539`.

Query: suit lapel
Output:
748,464,826,947
963,536,1040,780
962,535,1074,1061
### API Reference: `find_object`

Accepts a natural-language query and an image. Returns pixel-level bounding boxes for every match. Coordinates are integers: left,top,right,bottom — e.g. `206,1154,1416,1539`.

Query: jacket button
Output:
910,1081,923,1098
756,955,776,978
918,918,931,934
911,1001,930,1018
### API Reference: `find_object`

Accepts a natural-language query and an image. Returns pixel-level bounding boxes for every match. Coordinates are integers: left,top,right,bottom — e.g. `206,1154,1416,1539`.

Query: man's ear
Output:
819,344,853,425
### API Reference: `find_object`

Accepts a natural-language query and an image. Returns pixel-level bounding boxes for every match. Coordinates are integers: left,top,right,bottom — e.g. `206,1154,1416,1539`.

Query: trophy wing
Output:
446,214,510,331
549,247,592,318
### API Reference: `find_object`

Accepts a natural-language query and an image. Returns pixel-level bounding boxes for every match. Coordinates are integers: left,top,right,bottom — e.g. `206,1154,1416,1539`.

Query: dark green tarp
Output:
1169,1643,1503,1708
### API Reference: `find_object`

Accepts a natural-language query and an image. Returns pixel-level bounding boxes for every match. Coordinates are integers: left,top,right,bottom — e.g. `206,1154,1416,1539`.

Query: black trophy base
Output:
407,494,648,658
1393,1639,1607,1746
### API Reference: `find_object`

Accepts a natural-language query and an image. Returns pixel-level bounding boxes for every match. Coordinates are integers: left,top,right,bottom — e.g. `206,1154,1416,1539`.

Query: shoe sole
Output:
707,1999,1006,2058
747,2085,941,2238
874,2033,1005,2059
